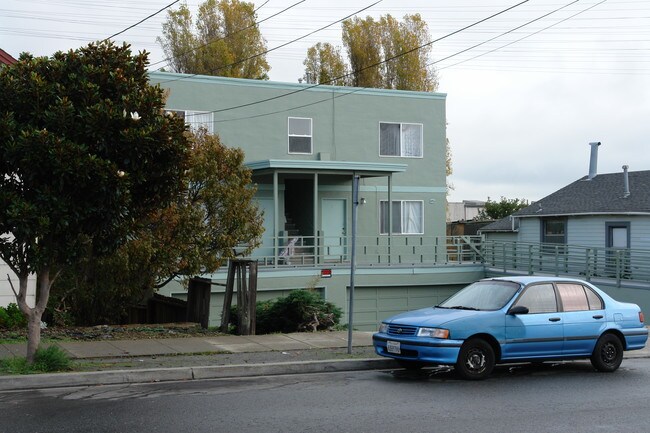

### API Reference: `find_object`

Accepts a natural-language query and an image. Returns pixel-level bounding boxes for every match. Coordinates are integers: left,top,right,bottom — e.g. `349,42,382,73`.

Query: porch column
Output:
388,174,392,263
313,172,319,264
273,170,279,268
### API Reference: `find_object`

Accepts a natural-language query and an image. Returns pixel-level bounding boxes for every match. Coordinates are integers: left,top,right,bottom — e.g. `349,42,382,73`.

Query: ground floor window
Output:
380,200,424,234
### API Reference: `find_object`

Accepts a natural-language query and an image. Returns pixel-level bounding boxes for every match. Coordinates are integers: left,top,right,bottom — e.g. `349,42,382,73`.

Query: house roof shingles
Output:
515,170,650,218
0,49,17,65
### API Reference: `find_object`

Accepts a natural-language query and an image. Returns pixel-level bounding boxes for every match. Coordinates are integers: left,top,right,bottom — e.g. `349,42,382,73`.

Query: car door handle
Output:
549,317,561,322
592,315,604,319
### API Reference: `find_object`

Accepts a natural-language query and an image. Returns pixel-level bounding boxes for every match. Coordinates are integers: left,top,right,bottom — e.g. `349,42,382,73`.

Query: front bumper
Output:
372,333,463,365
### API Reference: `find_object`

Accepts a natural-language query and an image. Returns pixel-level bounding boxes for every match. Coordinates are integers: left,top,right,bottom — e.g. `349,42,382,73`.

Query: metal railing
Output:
242,237,650,286
250,235,483,268
482,240,650,287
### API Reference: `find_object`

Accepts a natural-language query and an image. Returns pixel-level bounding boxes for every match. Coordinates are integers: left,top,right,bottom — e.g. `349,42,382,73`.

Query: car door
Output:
557,283,606,356
503,283,564,360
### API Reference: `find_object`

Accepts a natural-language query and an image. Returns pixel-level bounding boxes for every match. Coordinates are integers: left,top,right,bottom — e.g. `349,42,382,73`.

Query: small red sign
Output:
321,269,332,278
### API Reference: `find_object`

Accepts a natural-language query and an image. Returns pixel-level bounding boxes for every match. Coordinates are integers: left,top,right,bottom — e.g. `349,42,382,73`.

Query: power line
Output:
151,0,307,70
438,0,608,71
207,0,616,124
157,0,383,84
179,0,531,118
103,0,182,41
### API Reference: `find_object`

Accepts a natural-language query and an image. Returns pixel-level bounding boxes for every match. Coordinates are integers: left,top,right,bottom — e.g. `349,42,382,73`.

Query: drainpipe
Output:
623,165,630,198
588,142,601,180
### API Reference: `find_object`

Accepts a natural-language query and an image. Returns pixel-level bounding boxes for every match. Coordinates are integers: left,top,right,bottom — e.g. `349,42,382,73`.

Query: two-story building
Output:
150,71,483,330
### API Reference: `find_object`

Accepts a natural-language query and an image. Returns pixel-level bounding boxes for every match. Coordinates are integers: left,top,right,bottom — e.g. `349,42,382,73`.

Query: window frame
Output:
379,199,425,235
166,109,214,134
513,283,559,314
288,117,313,155
378,121,424,158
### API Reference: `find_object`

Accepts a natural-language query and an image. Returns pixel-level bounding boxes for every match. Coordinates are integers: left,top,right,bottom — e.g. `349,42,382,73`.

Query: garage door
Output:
348,286,462,331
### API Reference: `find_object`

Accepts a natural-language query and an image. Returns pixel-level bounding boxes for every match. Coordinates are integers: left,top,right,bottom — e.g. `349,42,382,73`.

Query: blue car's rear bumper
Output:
373,333,463,365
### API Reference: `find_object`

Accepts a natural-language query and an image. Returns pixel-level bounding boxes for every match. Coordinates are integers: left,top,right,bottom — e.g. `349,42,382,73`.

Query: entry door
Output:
606,222,630,276
322,199,346,259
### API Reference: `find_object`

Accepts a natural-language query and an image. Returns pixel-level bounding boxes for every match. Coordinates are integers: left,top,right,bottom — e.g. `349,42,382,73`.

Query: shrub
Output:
0,303,27,330
231,290,342,334
0,345,71,375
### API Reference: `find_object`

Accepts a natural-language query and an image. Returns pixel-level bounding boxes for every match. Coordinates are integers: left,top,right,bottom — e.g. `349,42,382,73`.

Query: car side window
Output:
515,284,557,314
557,283,591,311
584,287,604,310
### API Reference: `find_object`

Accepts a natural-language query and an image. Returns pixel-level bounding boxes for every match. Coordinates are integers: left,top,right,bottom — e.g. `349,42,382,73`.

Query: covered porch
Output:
246,159,408,267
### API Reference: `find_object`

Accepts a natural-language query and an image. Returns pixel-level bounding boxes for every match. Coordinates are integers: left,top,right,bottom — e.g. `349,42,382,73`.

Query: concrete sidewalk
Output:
0,331,391,392
0,331,374,360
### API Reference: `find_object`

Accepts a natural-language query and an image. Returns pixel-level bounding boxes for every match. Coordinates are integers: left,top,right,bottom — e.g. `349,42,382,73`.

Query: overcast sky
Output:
2,0,649,202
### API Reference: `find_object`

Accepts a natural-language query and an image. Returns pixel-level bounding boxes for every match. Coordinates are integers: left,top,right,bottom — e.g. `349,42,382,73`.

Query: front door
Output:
322,199,346,260
606,222,630,277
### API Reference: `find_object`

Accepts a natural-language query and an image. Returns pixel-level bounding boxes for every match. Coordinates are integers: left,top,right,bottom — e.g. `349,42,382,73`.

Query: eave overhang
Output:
246,159,408,178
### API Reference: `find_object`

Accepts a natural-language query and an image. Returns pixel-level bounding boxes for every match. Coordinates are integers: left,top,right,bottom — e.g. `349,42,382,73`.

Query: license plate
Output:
387,340,401,354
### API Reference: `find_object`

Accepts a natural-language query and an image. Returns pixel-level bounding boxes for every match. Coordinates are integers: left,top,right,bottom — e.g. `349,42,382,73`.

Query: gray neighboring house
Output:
482,167,650,250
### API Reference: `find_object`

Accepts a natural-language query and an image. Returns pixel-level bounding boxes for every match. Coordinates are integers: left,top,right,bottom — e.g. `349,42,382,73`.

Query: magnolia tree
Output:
0,42,190,362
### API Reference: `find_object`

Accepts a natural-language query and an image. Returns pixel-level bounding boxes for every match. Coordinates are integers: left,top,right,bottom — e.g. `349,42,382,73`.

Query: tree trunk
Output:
15,267,51,363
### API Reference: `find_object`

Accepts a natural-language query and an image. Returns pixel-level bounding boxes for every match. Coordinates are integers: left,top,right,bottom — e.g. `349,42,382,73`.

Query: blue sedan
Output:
373,276,648,380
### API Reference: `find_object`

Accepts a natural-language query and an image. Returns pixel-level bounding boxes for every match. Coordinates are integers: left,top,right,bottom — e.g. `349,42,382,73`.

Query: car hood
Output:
384,307,482,327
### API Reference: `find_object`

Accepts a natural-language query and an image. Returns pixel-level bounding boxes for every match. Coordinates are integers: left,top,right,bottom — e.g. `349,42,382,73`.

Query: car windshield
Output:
438,281,521,311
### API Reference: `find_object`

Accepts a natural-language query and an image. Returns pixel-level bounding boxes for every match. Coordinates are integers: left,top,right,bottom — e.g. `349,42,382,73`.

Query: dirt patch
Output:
0,323,225,342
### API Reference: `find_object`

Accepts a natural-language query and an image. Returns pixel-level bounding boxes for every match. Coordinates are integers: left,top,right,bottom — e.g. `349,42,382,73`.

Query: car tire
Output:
397,360,426,370
590,333,624,372
455,338,495,380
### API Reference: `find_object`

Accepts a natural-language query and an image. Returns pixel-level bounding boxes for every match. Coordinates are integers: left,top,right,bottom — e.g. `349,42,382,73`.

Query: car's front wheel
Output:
455,338,495,380
590,333,624,372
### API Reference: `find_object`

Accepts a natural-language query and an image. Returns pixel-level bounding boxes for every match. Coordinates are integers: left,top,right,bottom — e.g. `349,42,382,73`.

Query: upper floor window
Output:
167,109,214,134
288,117,312,154
380,200,424,235
379,122,423,158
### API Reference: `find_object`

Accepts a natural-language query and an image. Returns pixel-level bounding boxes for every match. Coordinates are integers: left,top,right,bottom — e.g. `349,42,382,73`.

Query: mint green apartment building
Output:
149,72,483,330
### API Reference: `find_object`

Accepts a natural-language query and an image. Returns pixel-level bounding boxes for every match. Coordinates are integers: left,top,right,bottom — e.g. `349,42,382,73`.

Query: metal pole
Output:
347,174,359,354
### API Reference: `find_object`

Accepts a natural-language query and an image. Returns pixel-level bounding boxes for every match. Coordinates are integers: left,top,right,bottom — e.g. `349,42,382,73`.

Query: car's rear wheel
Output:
590,333,624,372
455,338,495,380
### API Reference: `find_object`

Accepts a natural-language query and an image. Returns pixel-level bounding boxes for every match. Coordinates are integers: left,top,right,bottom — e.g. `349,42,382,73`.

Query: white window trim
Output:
378,121,424,159
379,199,425,235
167,109,214,134
288,117,313,155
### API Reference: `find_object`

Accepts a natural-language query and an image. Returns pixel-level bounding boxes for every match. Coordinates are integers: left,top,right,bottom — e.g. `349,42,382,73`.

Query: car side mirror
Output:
508,305,529,315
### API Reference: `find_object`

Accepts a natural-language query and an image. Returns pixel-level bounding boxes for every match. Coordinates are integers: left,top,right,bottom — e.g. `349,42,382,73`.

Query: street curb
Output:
0,358,399,392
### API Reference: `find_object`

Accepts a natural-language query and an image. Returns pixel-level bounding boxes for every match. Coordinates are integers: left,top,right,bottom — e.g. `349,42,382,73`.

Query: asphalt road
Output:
3,358,650,433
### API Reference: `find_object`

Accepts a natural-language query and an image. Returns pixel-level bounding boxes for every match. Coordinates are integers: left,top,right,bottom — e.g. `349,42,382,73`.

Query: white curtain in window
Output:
380,123,400,156
401,201,423,234
187,111,213,134
401,124,422,157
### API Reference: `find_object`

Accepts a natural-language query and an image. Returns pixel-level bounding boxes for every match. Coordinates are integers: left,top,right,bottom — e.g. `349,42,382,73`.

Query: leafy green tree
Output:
302,42,349,86
50,128,264,326
0,41,190,361
341,16,383,88
306,13,438,91
158,0,270,79
476,197,530,221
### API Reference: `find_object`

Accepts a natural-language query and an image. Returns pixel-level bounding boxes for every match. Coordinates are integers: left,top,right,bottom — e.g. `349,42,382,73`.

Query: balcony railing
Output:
482,240,650,287
250,235,483,268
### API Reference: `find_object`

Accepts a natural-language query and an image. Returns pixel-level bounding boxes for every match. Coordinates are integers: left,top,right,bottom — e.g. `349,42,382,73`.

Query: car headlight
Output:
378,323,389,333
417,327,449,339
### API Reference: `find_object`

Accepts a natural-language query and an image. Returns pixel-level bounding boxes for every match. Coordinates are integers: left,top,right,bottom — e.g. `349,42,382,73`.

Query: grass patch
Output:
0,345,71,375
